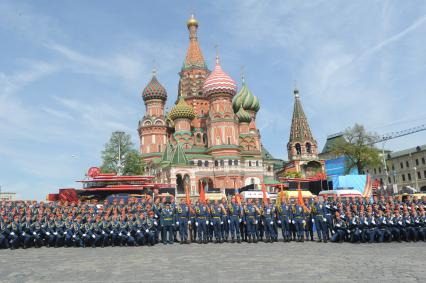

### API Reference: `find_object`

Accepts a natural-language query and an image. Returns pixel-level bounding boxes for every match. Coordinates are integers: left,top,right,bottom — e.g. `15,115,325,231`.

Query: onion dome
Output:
169,97,196,121
232,79,260,113
236,106,251,123
142,71,167,101
187,14,198,28
203,56,237,97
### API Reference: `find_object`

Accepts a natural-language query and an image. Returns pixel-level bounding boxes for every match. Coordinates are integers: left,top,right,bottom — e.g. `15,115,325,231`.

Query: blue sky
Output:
1,0,426,200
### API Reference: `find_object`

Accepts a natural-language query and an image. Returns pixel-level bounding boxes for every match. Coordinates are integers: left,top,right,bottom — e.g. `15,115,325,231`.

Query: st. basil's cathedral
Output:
138,15,324,196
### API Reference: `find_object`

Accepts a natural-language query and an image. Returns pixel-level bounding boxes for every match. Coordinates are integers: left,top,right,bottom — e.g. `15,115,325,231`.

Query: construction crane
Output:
373,124,426,144
372,124,426,188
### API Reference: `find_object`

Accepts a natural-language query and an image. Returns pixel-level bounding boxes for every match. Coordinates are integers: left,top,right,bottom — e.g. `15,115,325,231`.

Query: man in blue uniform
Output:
160,203,174,244
228,197,242,243
176,199,190,244
311,196,328,243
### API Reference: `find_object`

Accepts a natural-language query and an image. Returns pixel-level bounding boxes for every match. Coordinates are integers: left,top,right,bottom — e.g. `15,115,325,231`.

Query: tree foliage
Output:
283,171,302,178
331,123,381,174
100,131,144,175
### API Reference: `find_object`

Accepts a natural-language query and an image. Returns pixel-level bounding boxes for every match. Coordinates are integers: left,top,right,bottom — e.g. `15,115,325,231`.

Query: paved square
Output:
0,242,424,282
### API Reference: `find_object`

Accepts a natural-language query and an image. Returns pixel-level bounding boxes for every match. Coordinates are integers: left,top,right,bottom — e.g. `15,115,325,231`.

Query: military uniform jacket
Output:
160,209,174,226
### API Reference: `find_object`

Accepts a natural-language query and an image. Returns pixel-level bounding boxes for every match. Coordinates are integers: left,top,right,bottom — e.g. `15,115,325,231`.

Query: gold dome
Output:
187,14,198,28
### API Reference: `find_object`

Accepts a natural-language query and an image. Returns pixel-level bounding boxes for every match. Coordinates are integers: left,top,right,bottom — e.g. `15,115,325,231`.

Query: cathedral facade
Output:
138,15,278,196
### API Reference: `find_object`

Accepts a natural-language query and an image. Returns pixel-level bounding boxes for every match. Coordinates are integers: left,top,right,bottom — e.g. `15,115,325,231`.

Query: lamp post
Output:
115,131,125,176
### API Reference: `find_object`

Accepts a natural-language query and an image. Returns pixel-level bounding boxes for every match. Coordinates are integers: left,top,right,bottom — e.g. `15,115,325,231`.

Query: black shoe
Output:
231,238,235,243
237,238,241,243
198,240,202,244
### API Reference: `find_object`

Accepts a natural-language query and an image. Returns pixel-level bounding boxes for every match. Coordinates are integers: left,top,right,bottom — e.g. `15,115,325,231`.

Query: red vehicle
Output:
48,167,170,203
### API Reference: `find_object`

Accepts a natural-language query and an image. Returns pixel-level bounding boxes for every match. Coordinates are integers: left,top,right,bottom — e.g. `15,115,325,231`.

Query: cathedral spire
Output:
183,14,207,70
287,88,318,161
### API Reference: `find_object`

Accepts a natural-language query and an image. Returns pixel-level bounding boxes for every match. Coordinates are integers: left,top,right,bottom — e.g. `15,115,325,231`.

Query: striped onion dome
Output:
169,97,196,121
203,56,237,97
232,80,260,113
142,72,167,101
236,106,251,123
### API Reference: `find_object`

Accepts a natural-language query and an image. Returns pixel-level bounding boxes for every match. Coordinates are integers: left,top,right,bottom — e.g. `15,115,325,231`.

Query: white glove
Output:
127,232,130,236
255,220,258,224
102,231,105,235
210,222,214,226
118,233,122,236
278,220,281,224
63,231,67,235
398,221,402,225
110,231,114,234
206,221,209,225
83,233,87,237
92,234,96,239
227,219,230,224
188,221,191,225
176,222,180,225
45,232,50,236
239,219,242,223
195,222,199,227
365,221,368,225
53,232,58,235
312,219,315,223
33,232,37,235
383,220,386,224
406,220,410,224
270,221,273,225
347,230,351,234
155,214,158,218
323,218,327,222
302,220,306,224
371,220,376,224
11,232,15,236
415,220,419,223
336,224,341,227
154,221,158,226
145,229,149,233
73,235,76,238
137,230,140,233
221,221,224,225
22,232,26,236
389,221,394,225
292,220,295,224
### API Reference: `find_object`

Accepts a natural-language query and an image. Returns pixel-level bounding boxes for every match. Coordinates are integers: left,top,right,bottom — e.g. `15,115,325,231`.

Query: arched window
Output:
306,142,312,154
267,166,271,171
227,137,231,144
251,178,255,184
216,136,220,145
158,144,161,152
215,160,218,167
295,143,302,155
203,134,207,145
234,160,239,166
220,160,224,167
197,160,202,167
196,134,201,143
249,161,252,167
204,161,209,167
256,161,259,167
228,160,232,166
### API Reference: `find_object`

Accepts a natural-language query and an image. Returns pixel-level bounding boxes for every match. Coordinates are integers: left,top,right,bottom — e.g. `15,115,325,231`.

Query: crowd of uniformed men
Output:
0,194,425,249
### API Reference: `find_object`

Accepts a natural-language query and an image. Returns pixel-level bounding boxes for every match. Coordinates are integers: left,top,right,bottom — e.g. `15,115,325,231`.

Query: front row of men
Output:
1,197,425,249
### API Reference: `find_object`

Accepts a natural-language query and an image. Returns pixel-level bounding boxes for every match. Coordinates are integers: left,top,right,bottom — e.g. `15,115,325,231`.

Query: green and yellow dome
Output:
236,106,251,123
169,97,196,121
232,81,260,113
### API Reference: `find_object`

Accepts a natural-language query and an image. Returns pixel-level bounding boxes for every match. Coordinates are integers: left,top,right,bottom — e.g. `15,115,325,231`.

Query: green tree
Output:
283,171,302,178
100,131,144,175
331,123,381,174
122,149,145,175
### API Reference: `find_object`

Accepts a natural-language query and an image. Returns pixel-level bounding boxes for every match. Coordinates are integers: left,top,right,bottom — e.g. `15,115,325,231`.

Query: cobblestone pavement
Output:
0,242,424,282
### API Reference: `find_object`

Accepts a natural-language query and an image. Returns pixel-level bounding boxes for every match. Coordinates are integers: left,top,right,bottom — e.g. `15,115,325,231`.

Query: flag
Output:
199,182,206,204
185,184,191,206
297,182,309,212
261,183,268,204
